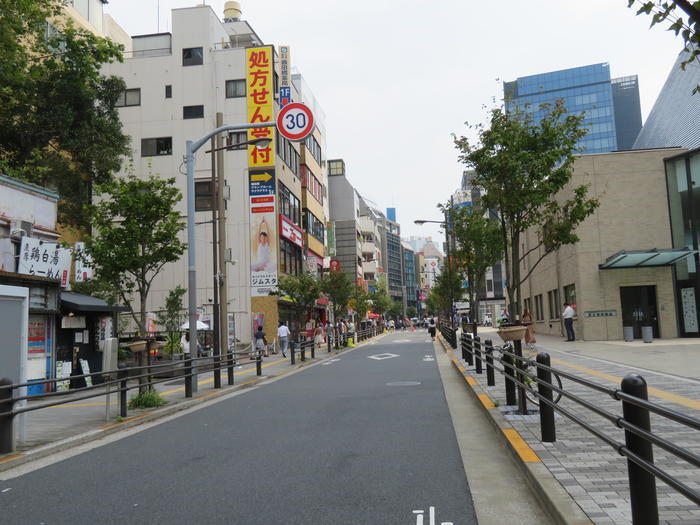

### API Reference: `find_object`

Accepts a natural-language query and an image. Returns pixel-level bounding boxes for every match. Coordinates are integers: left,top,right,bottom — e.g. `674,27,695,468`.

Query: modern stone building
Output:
520,148,692,341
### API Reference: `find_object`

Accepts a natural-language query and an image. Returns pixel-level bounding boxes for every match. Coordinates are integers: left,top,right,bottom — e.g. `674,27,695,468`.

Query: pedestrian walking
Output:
562,303,576,341
428,317,436,341
314,324,324,350
277,321,290,357
522,308,536,350
254,325,268,358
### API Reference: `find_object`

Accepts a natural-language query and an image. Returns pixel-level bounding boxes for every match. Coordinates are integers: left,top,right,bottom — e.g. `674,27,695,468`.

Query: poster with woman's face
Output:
250,212,278,296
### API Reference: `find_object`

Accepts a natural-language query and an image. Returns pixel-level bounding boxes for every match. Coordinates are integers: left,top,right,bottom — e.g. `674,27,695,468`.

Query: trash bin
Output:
641,326,653,343
623,326,634,342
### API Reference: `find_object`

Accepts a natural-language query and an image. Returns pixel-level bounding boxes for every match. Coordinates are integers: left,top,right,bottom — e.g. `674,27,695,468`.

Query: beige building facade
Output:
521,148,688,341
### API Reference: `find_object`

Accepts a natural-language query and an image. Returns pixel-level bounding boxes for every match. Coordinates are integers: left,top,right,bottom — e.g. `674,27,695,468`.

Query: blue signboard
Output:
279,87,291,108
249,169,276,197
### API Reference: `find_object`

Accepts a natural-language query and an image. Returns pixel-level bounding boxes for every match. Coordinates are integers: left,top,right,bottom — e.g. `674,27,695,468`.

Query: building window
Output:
303,209,325,243
115,88,141,107
141,137,172,157
328,160,345,175
225,79,246,98
278,183,301,226
486,279,493,292
304,135,322,165
301,165,323,204
276,131,299,176
524,297,532,315
194,180,213,211
548,289,560,319
182,47,203,66
165,85,172,98
564,284,576,307
280,238,302,275
534,294,544,321
226,131,248,150
183,105,204,119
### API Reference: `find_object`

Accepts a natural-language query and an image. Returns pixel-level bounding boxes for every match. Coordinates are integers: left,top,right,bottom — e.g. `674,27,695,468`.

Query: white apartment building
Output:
103,4,328,342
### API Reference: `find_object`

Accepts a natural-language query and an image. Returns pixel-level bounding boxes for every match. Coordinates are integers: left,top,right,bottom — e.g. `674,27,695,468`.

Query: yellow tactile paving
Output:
549,357,700,412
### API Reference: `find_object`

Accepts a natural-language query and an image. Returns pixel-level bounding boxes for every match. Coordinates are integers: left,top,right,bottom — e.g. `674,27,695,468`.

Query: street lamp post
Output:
414,213,456,328
184,122,275,396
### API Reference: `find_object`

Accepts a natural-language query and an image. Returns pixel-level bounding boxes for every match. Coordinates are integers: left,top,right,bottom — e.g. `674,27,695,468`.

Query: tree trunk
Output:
138,292,148,394
511,231,522,321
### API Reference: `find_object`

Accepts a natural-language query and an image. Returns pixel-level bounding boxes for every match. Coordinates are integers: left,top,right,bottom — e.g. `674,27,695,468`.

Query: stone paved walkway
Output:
459,332,700,525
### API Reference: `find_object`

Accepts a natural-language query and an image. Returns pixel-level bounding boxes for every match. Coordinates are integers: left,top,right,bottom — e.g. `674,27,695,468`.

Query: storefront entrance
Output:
620,285,659,339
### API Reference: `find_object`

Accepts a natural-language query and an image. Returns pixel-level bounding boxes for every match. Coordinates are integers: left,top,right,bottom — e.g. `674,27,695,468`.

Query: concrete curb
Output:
437,335,592,525
0,334,384,474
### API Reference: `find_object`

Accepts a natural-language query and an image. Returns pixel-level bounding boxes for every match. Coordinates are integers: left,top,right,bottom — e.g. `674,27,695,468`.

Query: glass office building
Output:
504,63,642,154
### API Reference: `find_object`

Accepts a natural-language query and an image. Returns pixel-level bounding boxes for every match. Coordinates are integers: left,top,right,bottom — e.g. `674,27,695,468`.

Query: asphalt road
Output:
1,330,477,524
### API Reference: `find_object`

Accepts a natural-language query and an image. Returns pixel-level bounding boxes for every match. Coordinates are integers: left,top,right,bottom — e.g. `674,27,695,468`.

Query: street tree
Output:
455,100,599,319
350,286,372,322
271,272,322,339
446,202,503,334
320,269,354,323
627,1,700,93
82,174,186,389
369,278,392,318
156,286,186,355
0,0,130,230
431,268,465,319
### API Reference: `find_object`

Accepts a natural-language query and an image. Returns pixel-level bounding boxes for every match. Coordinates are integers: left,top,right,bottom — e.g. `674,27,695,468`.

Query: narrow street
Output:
1,332,478,524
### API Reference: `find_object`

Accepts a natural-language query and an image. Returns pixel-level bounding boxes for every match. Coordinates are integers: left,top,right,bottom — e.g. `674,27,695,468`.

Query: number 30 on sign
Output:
276,102,315,141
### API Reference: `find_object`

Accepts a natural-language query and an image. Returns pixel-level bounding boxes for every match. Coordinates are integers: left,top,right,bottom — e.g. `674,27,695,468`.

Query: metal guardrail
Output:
0,328,383,454
457,332,700,523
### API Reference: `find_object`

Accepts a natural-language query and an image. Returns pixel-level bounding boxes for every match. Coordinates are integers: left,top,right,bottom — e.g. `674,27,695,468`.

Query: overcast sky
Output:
105,0,683,242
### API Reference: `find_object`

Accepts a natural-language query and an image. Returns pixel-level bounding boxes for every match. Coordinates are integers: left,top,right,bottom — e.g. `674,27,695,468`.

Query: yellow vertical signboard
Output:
246,46,275,167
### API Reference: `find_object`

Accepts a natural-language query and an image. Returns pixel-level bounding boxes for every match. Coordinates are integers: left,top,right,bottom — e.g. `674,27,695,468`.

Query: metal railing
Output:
457,332,700,523
439,321,457,349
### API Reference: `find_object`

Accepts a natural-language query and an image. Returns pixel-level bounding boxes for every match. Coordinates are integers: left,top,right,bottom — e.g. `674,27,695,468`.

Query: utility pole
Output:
210,135,221,388
216,113,230,376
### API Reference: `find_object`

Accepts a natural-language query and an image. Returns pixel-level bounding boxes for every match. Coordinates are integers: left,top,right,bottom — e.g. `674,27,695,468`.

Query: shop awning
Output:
599,248,697,269
61,292,128,313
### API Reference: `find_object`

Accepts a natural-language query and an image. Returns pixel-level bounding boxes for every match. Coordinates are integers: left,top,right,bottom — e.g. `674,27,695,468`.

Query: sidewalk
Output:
2,340,371,461
457,327,700,525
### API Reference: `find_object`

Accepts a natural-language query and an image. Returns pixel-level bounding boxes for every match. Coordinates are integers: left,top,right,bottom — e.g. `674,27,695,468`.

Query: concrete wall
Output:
521,148,685,340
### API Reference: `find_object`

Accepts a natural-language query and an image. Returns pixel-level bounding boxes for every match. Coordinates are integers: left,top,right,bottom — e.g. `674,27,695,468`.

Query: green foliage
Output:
406,306,418,318
0,0,130,229
431,269,464,317
83,174,186,335
156,286,186,334
627,1,700,94
271,272,322,335
455,100,598,317
350,286,372,320
369,278,392,316
161,332,182,356
446,202,503,324
128,388,166,409
320,270,354,321
388,300,403,317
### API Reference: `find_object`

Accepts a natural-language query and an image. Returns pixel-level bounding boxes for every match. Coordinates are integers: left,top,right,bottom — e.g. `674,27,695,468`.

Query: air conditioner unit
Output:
10,219,33,237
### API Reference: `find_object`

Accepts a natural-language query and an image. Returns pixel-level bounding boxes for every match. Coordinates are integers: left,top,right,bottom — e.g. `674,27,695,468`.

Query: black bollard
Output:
311,341,316,359
118,363,128,418
0,378,15,453
256,352,262,376
301,342,306,361
213,352,221,389
291,341,296,365
536,353,556,442
503,353,517,405
327,333,332,353
461,334,467,361
184,355,193,398
227,350,235,386
621,374,658,525
465,335,474,366
474,336,482,374
513,339,528,414
485,340,495,386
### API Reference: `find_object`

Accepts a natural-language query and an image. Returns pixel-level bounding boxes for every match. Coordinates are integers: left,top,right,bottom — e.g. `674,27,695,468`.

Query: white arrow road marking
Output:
321,359,341,366
368,353,399,360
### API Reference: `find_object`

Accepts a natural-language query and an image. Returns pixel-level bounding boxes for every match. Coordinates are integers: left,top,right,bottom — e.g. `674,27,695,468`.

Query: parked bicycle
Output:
497,342,563,407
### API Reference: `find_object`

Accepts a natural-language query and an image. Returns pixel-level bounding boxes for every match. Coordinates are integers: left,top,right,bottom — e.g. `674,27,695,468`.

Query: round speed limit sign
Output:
276,102,315,141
